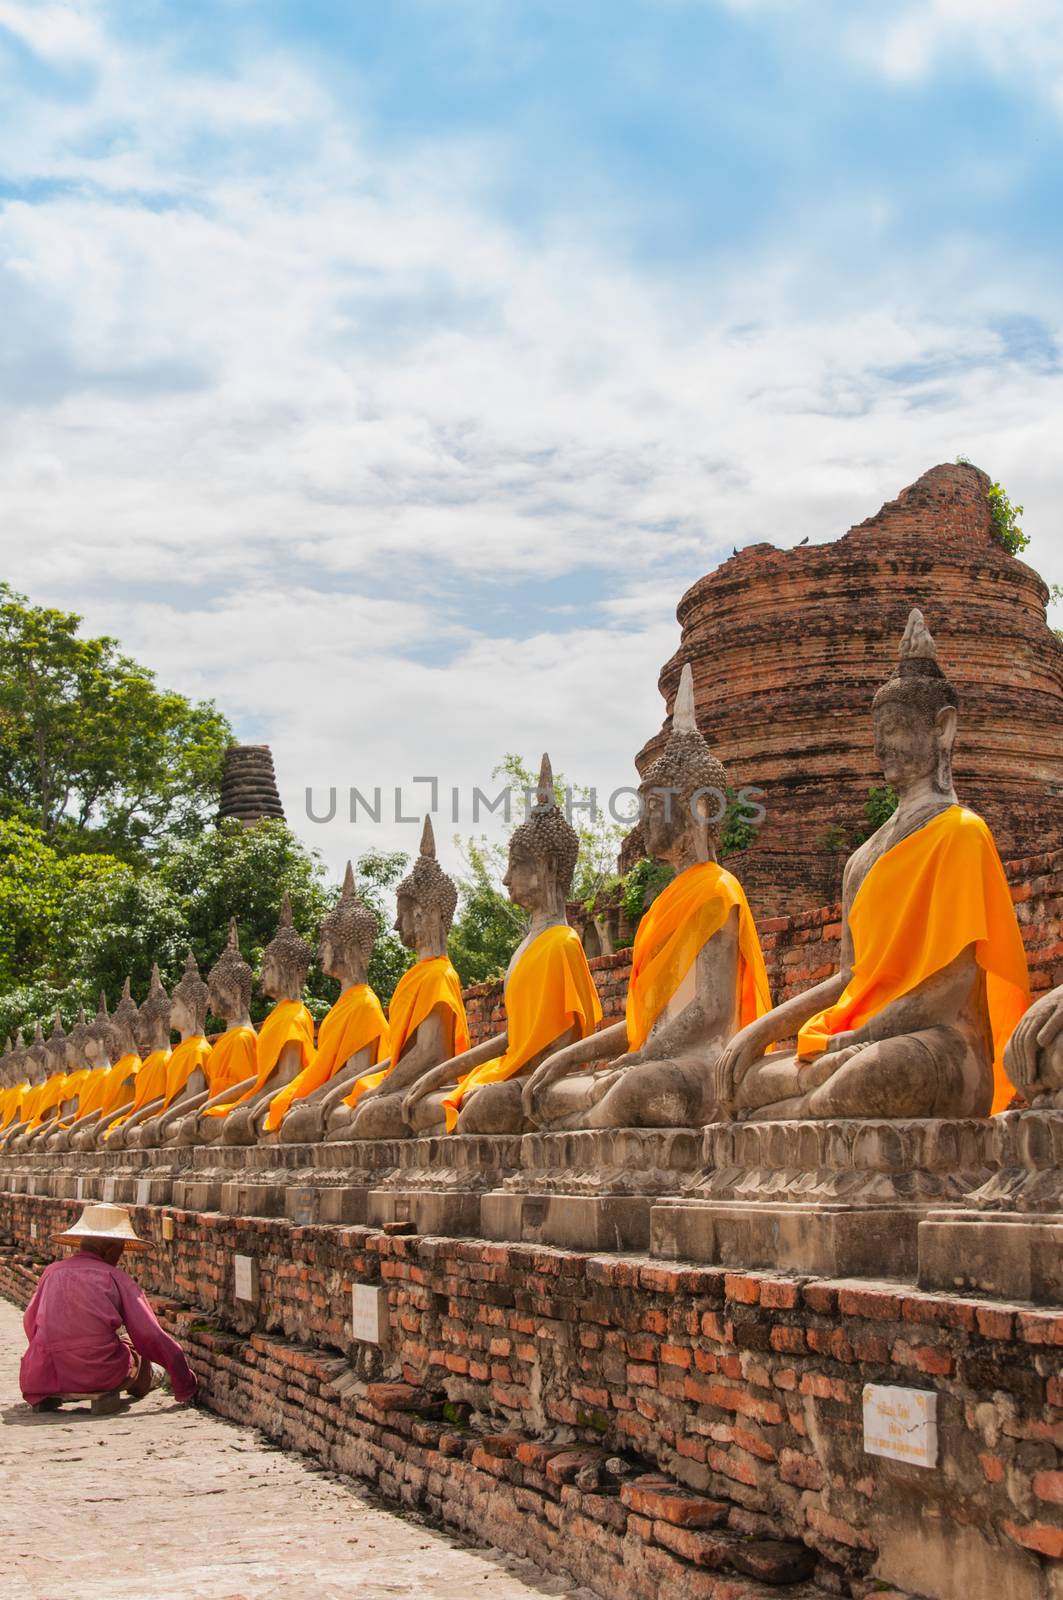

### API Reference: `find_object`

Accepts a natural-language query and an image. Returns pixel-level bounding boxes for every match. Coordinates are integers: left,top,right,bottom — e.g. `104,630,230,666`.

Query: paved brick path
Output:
0,1298,587,1600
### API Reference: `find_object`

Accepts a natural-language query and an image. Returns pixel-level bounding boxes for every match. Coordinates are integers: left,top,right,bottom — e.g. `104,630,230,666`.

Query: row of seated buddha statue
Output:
1,609,1060,1159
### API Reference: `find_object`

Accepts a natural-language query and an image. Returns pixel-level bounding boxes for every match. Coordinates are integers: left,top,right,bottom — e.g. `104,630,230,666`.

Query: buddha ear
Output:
934,703,958,752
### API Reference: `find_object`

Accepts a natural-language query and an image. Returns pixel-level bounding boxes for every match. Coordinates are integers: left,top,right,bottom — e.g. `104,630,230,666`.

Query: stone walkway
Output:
0,1298,589,1600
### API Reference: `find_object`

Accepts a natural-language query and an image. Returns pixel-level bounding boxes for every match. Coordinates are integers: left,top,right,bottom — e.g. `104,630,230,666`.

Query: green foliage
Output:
865,784,899,833
1050,584,1063,643
0,817,414,1035
0,819,128,992
821,825,848,854
986,481,1029,556
619,857,675,926
448,835,530,988
0,582,231,861
721,786,759,854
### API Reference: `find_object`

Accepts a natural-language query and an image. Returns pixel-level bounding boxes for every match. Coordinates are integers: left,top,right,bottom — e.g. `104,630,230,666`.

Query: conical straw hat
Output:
56,1202,147,1250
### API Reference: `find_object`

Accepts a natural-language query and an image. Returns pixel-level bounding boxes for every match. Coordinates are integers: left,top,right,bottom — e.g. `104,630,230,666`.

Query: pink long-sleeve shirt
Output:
20,1251,197,1405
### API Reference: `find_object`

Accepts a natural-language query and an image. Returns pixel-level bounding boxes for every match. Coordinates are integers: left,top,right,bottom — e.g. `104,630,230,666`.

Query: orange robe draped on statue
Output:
265,984,391,1132
201,1025,258,1107
796,805,1029,1114
625,860,771,1053
160,1035,212,1110
203,1002,314,1118
99,1055,141,1118
105,1049,172,1134
443,924,601,1133
26,1073,69,1131
342,958,470,1113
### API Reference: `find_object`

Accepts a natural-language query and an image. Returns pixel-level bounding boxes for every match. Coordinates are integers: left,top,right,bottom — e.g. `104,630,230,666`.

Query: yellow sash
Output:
105,1049,172,1133
66,1065,110,1124
204,1001,314,1118
202,1025,259,1105
625,860,771,1052
161,1034,212,1110
1,1082,28,1129
443,924,602,1132
797,806,1029,1114
343,959,470,1112
27,1072,69,1130
52,1069,90,1126
98,1054,142,1119
267,984,391,1130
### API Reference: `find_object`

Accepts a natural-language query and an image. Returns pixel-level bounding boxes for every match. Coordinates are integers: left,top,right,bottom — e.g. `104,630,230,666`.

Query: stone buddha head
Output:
318,864,377,989
171,951,209,1037
9,1030,27,1087
44,1012,67,1076
502,753,579,920
208,920,254,1028
26,1022,49,1084
111,978,141,1060
260,893,313,1003
395,817,458,959
641,661,728,868
64,1007,90,1073
872,609,958,802
136,966,172,1055
85,994,118,1070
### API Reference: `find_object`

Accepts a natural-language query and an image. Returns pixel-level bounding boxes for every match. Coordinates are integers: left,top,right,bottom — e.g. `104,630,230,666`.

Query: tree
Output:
0,818,127,992
0,583,231,861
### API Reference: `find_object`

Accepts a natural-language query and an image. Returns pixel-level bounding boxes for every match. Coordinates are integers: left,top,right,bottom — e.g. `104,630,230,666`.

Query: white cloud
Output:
1,3,1061,887
849,0,1063,105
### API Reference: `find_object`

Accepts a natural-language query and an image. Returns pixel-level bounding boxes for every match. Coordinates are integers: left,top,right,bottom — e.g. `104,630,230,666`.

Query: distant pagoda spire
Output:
218,743,285,826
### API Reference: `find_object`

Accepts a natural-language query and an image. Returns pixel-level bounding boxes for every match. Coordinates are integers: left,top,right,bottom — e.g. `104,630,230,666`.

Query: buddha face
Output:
170,995,195,1036
873,702,953,793
393,893,418,952
208,976,240,1021
503,846,550,912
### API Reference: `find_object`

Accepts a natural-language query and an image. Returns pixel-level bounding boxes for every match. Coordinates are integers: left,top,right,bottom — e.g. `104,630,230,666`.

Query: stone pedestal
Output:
367,1135,523,1236
651,1118,998,1278
481,1128,702,1251
917,1110,1063,1303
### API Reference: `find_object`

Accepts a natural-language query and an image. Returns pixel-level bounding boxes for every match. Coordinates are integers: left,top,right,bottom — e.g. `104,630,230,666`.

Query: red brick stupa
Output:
635,462,1063,919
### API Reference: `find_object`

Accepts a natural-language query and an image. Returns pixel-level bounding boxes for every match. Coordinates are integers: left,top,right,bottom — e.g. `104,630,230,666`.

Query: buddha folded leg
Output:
735,1023,989,1121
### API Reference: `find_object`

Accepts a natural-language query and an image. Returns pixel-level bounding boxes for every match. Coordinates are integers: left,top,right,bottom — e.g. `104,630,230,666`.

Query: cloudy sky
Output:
2,0,1061,880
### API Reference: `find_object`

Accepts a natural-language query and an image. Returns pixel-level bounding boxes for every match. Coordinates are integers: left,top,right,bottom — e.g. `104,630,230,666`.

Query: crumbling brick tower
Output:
635,462,1063,919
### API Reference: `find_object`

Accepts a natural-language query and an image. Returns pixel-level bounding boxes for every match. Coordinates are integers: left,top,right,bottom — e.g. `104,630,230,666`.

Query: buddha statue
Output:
45,994,119,1152
263,863,391,1142
138,952,213,1148
22,1013,78,1145
6,1024,57,1148
1003,983,1063,1107
104,968,174,1146
302,823,470,1142
206,895,317,1145
524,665,771,1130
169,921,258,1147
401,754,602,1136
714,609,1030,1121
70,979,142,1150
0,1032,30,1146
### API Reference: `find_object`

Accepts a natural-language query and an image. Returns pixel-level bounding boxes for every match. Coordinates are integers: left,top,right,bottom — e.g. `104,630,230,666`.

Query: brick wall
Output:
3,1194,1061,1600
464,849,1063,1046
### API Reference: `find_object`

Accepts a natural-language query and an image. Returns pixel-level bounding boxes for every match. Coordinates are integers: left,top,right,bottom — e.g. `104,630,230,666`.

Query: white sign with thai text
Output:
863,1383,938,1468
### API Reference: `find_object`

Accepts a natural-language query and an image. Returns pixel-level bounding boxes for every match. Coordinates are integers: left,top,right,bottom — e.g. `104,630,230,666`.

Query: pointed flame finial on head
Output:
899,608,938,662
420,814,436,858
672,662,698,735
536,753,554,810
341,860,356,897
226,917,240,951
278,891,293,927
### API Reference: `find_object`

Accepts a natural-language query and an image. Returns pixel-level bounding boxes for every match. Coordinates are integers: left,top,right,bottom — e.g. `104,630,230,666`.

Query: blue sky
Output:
0,0,1061,876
